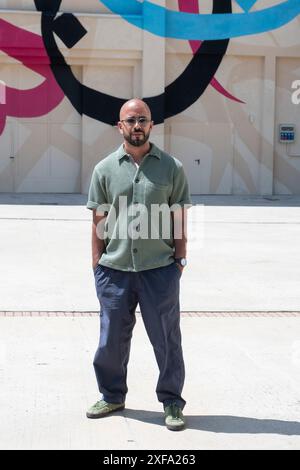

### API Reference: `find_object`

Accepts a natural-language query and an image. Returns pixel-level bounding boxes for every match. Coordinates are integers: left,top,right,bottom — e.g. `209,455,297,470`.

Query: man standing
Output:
86,99,191,431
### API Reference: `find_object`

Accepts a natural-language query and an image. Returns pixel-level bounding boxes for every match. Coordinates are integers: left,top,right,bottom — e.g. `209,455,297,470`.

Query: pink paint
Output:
177,1,244,103
0,18,64,135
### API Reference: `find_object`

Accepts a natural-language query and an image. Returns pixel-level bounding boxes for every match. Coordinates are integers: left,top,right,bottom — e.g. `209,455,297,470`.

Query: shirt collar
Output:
117,143,161,161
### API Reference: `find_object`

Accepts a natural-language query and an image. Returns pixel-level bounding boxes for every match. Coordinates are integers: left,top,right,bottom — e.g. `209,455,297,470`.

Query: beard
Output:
123,129,151,147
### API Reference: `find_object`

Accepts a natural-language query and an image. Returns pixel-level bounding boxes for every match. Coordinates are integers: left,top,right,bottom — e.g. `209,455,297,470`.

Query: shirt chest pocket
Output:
144,180,170,205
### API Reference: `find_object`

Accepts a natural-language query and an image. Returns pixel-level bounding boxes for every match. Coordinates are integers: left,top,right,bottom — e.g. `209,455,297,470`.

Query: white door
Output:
168,123,234,195
0,121,14,192
0,63,82,193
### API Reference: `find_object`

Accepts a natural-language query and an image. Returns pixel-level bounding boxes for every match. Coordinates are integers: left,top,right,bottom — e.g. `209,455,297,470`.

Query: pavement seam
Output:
1,311,300,317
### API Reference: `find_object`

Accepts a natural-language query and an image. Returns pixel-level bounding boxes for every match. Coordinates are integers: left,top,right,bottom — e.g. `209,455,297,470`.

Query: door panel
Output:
0,121,14,192
0,64,82,193
169,123,234,195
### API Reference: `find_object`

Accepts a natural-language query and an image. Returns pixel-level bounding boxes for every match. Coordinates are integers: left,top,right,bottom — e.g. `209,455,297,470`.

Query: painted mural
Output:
0,1,299,194
0,17,64,136
34,0,234,124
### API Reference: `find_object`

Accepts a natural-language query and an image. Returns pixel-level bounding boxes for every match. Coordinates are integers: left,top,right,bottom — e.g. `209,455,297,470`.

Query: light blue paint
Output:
108,1,142,15
235,0,257,12
100,0,300,40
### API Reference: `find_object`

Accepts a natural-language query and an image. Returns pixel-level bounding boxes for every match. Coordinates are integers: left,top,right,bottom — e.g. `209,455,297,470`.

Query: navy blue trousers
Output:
93,262,186,409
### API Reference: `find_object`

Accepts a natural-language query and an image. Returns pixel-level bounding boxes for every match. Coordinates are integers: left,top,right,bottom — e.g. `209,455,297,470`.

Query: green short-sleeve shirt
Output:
87,143,192,272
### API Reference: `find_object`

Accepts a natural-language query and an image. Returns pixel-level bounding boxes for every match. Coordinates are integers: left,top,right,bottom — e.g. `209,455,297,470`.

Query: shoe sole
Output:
86,405,125,419
166,424,185,431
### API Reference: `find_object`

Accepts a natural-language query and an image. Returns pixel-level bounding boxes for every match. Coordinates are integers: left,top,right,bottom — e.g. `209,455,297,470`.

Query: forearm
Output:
91,210,106,268
92,225,105,267
173,237,187,258
172,208,187,258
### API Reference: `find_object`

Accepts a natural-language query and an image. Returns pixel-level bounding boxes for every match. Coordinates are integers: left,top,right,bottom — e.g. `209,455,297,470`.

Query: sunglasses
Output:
120,117,151,127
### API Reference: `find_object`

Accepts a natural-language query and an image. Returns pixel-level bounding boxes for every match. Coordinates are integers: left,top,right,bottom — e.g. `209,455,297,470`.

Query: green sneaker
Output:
164,403,185,431
86,399,125,419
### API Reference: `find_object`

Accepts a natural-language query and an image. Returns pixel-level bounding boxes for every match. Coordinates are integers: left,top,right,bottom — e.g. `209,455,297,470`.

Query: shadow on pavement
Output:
123,409,300,435
191,195,300,207
1,193,300,207
0,193,87,205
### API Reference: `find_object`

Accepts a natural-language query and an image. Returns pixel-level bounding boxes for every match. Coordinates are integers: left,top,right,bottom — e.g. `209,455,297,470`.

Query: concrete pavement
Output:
0,193,300,450
1,193,300,312
0,313,300,450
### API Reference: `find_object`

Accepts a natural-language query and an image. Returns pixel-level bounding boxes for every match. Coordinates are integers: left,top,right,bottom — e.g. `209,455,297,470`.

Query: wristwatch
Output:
174,257,187,267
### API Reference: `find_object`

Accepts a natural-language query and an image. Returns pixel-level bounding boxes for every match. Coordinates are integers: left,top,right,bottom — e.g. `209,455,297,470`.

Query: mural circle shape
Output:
35,0,232,125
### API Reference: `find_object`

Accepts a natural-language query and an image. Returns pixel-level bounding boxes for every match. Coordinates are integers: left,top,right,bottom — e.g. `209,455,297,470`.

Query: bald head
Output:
119,98,152,121
118,98,153,149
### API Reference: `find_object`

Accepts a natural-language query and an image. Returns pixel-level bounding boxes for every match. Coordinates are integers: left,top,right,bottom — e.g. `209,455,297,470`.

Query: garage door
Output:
0,63,82,193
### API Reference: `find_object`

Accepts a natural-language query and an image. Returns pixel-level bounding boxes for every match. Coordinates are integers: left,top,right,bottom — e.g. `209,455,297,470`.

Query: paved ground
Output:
0,193,299,450
0,313,300,450
1,193,300,312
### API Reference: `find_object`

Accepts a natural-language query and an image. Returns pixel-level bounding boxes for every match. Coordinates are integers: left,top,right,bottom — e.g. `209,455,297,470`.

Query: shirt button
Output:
133,248,138,253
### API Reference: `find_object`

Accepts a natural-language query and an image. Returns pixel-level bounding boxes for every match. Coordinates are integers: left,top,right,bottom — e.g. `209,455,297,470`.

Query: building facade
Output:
0,0,299,195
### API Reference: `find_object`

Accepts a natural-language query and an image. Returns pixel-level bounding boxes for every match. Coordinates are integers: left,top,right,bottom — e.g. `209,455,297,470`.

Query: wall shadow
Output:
1,193,300,207
0,193,87,205
191,195,300,207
